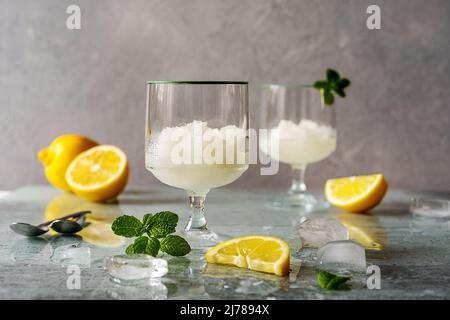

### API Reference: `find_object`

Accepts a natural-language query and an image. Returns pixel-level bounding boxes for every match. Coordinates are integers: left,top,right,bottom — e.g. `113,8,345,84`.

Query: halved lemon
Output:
325,174,388,213
66,145,129,202
205,235,290,276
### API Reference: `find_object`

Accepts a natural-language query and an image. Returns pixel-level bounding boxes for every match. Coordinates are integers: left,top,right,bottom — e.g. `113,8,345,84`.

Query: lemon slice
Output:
66,145,128,202
325,174,388,213
205,235,290,276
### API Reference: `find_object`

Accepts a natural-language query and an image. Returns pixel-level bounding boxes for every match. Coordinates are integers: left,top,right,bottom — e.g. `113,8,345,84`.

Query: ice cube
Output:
104,254,168,284
317,240,366,275
410,198,450,218
297,217,349,248
51,244,91,267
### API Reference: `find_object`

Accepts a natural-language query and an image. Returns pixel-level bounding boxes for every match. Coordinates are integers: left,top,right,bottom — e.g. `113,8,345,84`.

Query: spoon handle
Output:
38,211,91,227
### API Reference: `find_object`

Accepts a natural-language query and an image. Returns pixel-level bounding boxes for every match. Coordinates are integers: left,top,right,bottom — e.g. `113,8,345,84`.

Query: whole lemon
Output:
38,135,98,191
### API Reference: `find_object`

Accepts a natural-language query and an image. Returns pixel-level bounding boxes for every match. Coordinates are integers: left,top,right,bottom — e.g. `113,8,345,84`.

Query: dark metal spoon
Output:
10,211,91,237
50,214,89,234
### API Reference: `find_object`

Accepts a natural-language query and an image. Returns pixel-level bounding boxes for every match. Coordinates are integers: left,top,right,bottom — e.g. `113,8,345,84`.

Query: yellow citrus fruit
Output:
65,145,129,202
325,174,388,213
205,235,290,276
38,135,98,191
335,212,387,251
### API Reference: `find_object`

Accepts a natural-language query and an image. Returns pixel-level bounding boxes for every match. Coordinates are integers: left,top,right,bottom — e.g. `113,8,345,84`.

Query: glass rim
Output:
147,80,248,85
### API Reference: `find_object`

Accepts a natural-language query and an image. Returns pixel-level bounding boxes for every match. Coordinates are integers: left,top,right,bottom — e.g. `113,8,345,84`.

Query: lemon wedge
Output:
325,174,388,213
66,145,128,202
205,235,290,276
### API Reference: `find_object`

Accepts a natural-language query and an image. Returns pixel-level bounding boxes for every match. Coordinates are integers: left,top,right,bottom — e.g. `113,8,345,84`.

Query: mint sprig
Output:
317,271,351,290
112,211,190,257
313,68,351,106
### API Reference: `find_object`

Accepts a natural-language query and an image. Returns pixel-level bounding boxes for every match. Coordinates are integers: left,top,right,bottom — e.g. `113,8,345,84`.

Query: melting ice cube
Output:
104,254,168,284
410,198,450,218
51,244,91,267
317,240,366,275
297,217,349,248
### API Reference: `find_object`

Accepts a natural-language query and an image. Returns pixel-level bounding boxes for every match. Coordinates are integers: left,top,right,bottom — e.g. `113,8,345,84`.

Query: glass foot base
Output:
180,229,229,250
268,193,330,212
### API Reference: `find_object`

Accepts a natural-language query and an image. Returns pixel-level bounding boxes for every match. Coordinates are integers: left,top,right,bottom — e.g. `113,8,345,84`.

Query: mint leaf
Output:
152,211,178,226
111,215,143,237
338,78,350,89
327,276,351,290
147,211,178,238
313,80,329,90
145,236,160,257
148,221,176,238
132,236,149,253
326,68,340,82
333,86,346,98
142,213,153,228
317,271,351,290
160,235,191,256
128,236,160,257
317,270,335,286
125,244,135,254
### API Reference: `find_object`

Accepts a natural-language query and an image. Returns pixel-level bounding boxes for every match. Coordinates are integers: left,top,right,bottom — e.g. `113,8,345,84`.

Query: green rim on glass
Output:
147,80,248,85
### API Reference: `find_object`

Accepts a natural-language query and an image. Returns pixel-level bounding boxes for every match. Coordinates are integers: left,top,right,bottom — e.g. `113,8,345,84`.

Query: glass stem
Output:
289,165,307,195
185,196,208,231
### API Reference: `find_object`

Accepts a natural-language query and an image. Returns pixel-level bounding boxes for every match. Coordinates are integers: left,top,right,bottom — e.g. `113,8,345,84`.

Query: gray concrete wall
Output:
1,0,449,191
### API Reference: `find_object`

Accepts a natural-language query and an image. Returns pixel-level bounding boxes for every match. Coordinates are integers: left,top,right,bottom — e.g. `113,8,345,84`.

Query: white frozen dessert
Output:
145,121,248,196
260,119,336,166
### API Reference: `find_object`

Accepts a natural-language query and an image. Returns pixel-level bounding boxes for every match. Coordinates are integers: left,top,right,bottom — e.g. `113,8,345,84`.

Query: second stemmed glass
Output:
145,81,249,248
260,84,337,211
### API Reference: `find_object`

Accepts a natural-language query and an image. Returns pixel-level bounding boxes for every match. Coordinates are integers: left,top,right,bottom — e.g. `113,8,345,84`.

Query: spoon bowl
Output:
50,219,83,234
10,223,48,237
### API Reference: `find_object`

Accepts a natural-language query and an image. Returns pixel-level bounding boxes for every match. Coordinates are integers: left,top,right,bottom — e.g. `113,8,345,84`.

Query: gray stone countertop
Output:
1,185,449,300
